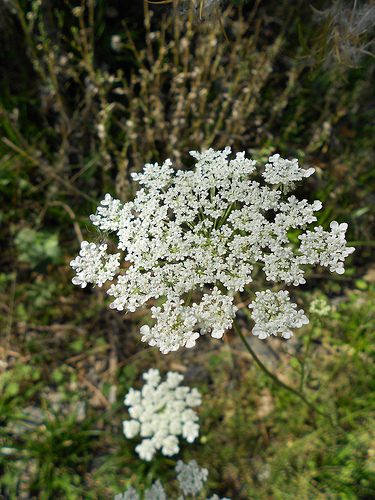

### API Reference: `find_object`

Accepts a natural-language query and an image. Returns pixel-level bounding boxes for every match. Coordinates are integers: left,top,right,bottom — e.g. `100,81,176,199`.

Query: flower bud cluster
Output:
71,148,354,348
123,369,201,461
309,297,332,317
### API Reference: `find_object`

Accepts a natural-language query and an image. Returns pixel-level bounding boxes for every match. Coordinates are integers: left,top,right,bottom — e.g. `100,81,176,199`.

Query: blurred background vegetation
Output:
0,0,375,498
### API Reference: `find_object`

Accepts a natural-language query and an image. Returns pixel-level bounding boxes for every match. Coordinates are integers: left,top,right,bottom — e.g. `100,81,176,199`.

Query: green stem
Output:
185,288,194,307
299,319,316,392
244,284,256,298
217,202,235,229
232,319,333,425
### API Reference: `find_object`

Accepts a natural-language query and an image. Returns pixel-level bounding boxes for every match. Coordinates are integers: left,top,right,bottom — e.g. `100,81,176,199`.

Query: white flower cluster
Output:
114,460,231,500
123,369,201,461
175,460,231,500
176,459,208,496
263,153,315,190
114,482,166,500
70,148,354,348
70,241,120,288
298,221,354,275
139,288,237,354
249,290,309,339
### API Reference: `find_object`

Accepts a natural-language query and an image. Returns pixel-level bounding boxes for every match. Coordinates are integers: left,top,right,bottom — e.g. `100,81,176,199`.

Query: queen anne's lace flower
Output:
249,290,309,339
144,481,167,500
114,486,139,500
71,148,354,347
298,221,354,275
123,369,201,461
114,460,231,500
70,242,120,288
175,460,209,496
263,154,315,190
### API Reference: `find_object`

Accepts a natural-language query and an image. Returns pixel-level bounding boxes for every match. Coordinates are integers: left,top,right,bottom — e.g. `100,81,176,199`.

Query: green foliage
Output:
14,227,63,270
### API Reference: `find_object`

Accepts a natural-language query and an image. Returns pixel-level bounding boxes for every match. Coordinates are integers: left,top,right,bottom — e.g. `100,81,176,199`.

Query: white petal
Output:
140,325,150,335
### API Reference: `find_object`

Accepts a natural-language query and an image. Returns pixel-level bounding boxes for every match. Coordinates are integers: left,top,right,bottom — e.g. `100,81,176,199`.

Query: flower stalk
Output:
232,318,334,425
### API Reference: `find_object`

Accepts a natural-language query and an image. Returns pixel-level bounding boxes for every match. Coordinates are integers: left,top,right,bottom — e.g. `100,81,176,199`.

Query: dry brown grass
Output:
116,2,290,174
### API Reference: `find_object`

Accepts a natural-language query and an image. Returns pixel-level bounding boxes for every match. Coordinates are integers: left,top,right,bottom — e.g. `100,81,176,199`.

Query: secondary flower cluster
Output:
249,290,309,339
123,369,201,461
70,148,355,351
263,153,315,189
114,460,231,500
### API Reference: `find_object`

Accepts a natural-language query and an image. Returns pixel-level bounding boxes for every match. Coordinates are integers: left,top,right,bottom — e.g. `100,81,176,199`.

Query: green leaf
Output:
14,227,63,269
298,23,311,55
5,381,20,397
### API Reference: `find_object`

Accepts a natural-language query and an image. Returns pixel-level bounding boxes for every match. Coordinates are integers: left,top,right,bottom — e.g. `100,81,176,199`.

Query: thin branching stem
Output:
185,288,194,307
244,284,256,298
232,318,334,425
298,319,316,392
